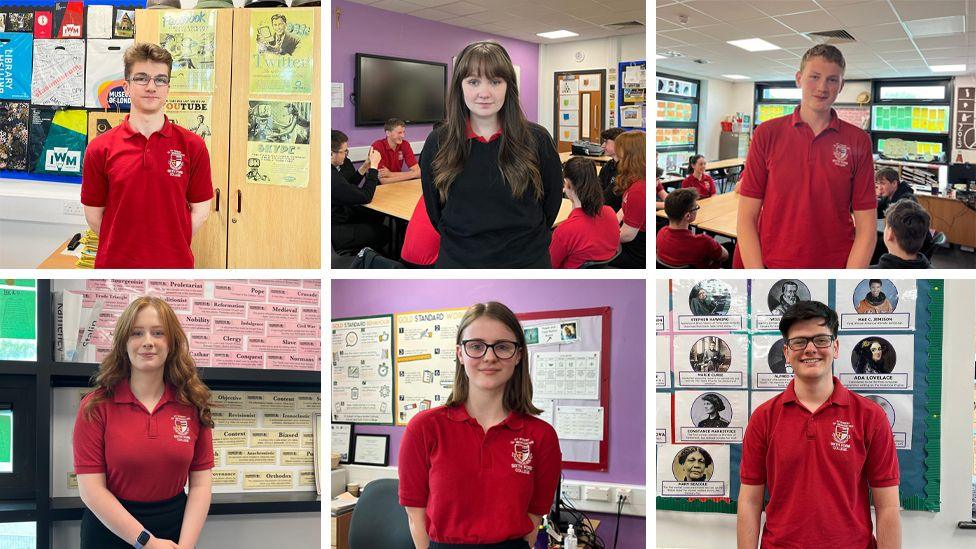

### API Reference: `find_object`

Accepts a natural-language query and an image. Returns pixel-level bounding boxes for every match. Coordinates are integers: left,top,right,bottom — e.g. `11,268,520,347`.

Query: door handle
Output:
214,188,220,212
237,190,242,214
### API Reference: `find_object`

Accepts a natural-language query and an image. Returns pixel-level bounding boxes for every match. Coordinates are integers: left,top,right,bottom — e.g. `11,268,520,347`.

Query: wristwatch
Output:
134,530,151,548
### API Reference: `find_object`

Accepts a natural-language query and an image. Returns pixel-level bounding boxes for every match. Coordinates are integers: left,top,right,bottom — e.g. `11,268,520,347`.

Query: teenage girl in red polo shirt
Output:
74,297,213,549
681,155,717,198
549,157,620,268
399,302,561,548
609,130,647,268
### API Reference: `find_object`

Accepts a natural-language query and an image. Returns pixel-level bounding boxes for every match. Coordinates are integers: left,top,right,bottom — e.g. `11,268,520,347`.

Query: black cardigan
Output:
331,165,380,224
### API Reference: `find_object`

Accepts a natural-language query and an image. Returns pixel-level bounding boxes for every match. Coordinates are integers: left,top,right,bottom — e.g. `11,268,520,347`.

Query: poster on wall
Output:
672,334,748,389
835,279,917,330
751,335,793,389
165,95,213,149
530,351,599,400
394,308,466,426
672,279,748,331
955,86,974,150
855,392,914,450
249,8,314,95
657,443,730,498
751,279,829,331
836,334,915,390
673,389,748,444
656,279,669,331
331,316,394,425
245,100,310,188
656,335,670,388
158,9,216,93
87,111,128,143
656,392,671,444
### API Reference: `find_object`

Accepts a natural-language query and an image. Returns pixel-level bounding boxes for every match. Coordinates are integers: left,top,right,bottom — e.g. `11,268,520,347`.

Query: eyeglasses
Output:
336,148,349,155
461,339,519,359
128,74,171,87
786,335,835,351
689,206,701,212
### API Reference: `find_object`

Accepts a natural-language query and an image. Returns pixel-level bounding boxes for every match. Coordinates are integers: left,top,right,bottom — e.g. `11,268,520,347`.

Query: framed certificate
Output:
352,434,389,466
331,422,353,464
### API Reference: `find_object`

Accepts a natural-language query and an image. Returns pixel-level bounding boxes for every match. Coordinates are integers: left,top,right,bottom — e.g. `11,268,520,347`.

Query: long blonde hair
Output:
444,301,541,415
83,296,214,427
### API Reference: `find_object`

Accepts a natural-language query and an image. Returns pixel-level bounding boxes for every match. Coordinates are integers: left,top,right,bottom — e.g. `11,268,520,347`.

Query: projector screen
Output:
355,53,447,126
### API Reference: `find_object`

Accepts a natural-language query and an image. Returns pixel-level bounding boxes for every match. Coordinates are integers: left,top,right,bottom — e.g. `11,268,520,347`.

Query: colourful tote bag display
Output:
28,106,87,176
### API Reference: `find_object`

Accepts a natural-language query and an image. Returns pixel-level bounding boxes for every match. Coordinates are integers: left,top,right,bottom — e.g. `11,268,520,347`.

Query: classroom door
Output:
553,71,606,153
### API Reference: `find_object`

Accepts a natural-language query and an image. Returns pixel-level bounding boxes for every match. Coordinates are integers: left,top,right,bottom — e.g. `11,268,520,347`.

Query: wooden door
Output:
135,8,233,269
553,70,606,153
227,8,321,268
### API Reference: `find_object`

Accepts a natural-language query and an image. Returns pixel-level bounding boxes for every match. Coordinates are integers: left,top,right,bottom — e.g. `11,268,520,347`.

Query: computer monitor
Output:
947,162,975,185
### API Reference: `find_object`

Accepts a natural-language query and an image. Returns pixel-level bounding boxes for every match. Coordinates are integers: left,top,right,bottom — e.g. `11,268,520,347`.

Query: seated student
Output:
657,188,728,268
655,167,667,210
372,118,421,184
875,167,917,217
598,127,625,211
608,130,646,269
331,130,388,253
549,157,620,269
682,154,717,198
871,199,932,269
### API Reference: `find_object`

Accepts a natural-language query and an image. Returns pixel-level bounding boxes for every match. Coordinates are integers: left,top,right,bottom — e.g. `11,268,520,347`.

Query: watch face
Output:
138,531,151,544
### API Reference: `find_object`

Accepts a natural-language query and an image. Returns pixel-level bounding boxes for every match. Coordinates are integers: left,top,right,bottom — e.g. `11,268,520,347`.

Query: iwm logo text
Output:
45,148,81,172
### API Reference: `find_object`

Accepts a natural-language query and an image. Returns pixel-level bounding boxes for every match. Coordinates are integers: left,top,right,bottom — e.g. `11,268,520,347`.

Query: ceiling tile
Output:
745,0,822,17
762,32,818,48
890,0,967,21
438,1,489,16
846,22,909,42
681,0,767,22
913,34,973,49
775,10,843,33
822,1,899,26
656,2,722,28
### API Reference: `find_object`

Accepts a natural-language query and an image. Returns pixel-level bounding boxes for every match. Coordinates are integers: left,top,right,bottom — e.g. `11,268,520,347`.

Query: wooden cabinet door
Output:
227,8,321,268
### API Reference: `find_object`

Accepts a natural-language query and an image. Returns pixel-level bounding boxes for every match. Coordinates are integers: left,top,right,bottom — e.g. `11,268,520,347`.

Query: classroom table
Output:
916,194,976,248
559,151,612,164
706,157,747,170
656,191,739,225
38,238,82,269
659,175,683,191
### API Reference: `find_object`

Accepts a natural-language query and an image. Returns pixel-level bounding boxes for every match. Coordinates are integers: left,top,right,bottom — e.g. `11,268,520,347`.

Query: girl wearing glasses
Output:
399,302,561,548
74,297,213,549
421,41,563,268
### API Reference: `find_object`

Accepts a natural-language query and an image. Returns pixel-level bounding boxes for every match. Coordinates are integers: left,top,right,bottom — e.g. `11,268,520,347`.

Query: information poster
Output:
672,278,748,331
673,334,748,389
657,443,730,498
673,389,748,444
249,8,314,95
331,316,394,424
835,279,917,330
531,352,599,400
956,87,974,150
0,410,11,473
837,334,915,390
656,393,671,444
0,282,36,361
158,9,216,93
245,99,311,188
751,335,793,389
751,279,829,331
656,279,669,332
165,95,213,149
856,392,913,449
656,335,670,388
394,308,466,426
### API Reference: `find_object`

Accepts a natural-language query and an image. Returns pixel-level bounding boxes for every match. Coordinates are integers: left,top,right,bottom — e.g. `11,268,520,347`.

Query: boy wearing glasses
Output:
656,188,728,268
738,301,901,549
81,43,213,268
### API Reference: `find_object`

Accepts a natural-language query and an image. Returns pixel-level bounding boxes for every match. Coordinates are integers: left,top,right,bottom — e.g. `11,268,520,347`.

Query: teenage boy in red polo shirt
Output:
738,301,901,549
737,44,876,268
656,188,728,268
81,43,213,269
371,117,420,184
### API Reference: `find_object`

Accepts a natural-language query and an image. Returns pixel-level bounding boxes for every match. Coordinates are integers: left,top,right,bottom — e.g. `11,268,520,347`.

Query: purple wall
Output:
332,279,646,548
331,0,540,149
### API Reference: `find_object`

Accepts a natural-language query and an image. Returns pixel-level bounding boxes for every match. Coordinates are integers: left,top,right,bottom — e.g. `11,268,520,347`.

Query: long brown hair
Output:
83,296,214,428
614,130,646,195
444,302,541,415
563,157,604,217
431,41,542,203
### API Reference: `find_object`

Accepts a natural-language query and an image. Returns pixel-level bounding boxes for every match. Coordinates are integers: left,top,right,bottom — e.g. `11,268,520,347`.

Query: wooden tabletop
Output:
559,151,612,164
657,191,740,224
707,157,747,170
364,179,573,226
695,210,738,238
38,237,82,269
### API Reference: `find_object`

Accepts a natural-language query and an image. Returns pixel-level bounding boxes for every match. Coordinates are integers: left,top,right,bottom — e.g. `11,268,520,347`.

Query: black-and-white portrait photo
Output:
671,446,714,482
767,280,811,315
689,336,731,373
257,13,301,56
767,338,792,374
691,392,732,428
851,337,897,374
864,395,896,428
854,279,898,314
688,280,732,316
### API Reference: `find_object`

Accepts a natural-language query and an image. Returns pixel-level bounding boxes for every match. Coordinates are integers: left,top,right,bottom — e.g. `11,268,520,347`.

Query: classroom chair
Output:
656,257,691,269
347,479,414,549
349,247,406,268
579,251,620,268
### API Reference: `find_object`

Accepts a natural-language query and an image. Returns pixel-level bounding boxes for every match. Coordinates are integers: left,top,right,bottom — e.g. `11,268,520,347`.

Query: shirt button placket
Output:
480,427,492,471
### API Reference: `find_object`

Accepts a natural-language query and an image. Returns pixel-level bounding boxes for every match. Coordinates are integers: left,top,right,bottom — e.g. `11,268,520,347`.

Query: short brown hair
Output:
664,187,699,221
799,44,845,74
331,130,348,153
384,118,406,132
444,302,541,416
876,167,899,184
123,43,173,80
885,199,930,254
600,127,625,143
563,157,604,217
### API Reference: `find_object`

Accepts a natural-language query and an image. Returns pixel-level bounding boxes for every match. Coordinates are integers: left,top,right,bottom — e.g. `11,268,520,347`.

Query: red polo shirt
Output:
465,119,502,143
398,405,561,544
622,179,646,231
741,377,899,549
656,226,723,268
549,206,619,268
682,173,716,198
73,380,214,502
81,116,213,269
738,107,876,268
401,196,440,266
371,137,418,172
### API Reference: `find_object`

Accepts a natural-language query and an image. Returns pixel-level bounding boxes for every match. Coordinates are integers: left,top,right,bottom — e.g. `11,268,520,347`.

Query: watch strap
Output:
134,530,151,549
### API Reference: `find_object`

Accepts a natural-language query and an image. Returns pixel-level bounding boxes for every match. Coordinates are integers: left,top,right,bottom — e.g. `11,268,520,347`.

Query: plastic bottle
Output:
563,524,577,549
534,516,549,549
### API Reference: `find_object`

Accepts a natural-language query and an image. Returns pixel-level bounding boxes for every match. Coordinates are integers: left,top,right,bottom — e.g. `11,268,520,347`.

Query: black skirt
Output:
81,492,186,549
430,540,530,549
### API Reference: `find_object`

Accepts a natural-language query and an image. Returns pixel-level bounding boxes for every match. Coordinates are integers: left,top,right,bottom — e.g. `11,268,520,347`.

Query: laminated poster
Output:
656,279,669,331
0,32,32,100
29,107,86,176
245,100,311,188
673,279,748,331
250,8,314,95
656,392,671,444
836,334,915,390
673,389,748,444
658,443,730,498
0,101,29,171
31,39,85,107
394,308,466,426
84,39,132,109
530,351,599,400
855,392,913,450
750,335,794,390
656,335,670,388
751,279,829,331
673,334,748,389
835,279,917,330
331,316,394,424
158,9,216,93
165,95,213,150
87,111,127,143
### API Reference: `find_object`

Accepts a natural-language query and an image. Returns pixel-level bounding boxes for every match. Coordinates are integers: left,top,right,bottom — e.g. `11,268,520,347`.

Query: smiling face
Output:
456,317,521,395
693,156,706,176
795,56,844,115
386,125,405,146
869,282,882,296
683,451,707,480
462,71,507,121
783,317,838,382
272,17,287,37
123,60,170,115
126,305,169,374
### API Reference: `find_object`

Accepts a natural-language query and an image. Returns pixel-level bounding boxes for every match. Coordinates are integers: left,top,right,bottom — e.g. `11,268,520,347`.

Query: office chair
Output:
347,479,414,549
656,257,691,269
579,251,620,268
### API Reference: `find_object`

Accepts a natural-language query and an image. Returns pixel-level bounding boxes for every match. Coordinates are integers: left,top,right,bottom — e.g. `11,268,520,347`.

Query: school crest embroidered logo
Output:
172,415,191,443
167,149,185,177
830,420,852,452
832,143,849,167
511,437,534,474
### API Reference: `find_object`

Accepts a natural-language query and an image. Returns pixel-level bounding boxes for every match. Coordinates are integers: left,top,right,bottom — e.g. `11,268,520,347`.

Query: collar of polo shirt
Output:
445,404,524,430
112,379,176,411
120,115,175,140
780,376,851,407
789,106,842,133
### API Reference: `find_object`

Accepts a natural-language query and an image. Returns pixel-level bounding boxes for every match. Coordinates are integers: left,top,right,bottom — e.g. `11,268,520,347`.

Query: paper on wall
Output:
394,308,467,425
579,74,600,91
559,110,579,126
673,389,748,444
554,406,603,440
836,334,915,390
854,392,913,449
657,443,729,497
657,392,671,444
656,335,670,388
331,82,343,108
86,5,114,39
672,333,748,389
560,127,579,142
331,316,394,424
835,279,917,330
560,94,578,110
531,351,600,400
559,78,579,95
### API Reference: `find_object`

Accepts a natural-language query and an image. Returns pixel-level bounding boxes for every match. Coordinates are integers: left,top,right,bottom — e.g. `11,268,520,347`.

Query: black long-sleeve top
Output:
420,123,563,268
332,164,379,224
337,157,365,187
599,159,623,211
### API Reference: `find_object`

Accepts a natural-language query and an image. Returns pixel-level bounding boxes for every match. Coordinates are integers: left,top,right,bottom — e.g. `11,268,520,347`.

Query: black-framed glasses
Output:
128,74,170,87
786,335,835,351
461,339,519,359
689,206,701,212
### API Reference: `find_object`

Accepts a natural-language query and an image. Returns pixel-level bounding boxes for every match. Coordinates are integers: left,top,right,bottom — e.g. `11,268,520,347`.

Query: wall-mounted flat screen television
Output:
354,53,447,126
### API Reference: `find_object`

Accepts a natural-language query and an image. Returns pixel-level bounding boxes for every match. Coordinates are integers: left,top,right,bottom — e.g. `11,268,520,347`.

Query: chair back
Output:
348,479,414,549
656,257,691,269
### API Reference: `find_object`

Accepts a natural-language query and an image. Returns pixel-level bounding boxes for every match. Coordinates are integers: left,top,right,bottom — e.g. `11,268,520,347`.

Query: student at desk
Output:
549,157,619,269
598,127,625,210
331,130,388,253
871,199,932,269
657,188,728,268
682,154,717,199
399,302,561,548
372,118,421,184
608,130,646,269
655,167,667,210
421,41,562,268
